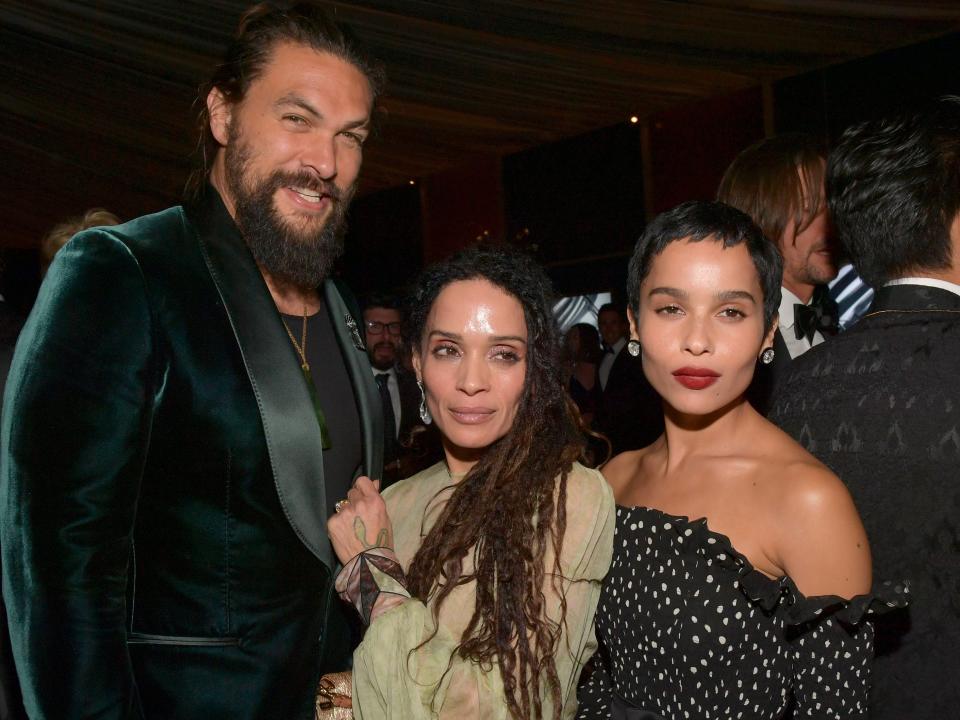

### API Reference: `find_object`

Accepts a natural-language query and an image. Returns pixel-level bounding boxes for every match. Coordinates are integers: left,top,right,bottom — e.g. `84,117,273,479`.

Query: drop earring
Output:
417,379,432,425
760,347,775,365
627,340,641,357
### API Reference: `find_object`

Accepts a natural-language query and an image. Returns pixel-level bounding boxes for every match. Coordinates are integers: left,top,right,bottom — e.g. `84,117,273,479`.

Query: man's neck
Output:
262,270,322,315
781,278,815,304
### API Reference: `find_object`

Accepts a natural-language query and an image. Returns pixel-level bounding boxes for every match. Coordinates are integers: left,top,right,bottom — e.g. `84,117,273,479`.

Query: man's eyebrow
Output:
648,286,687,299
275,93,370,131
716,290,757,303
275,93,321,119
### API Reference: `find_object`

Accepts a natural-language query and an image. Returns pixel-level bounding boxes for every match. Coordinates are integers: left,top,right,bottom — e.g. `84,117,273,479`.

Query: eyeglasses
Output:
365,320,402,335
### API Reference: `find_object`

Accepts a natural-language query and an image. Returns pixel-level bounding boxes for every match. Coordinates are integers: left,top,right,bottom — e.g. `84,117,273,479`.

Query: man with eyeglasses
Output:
363,293,440,487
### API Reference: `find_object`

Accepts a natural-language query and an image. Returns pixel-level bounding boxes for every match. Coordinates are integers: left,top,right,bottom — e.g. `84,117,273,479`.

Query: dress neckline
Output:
612,504,907,625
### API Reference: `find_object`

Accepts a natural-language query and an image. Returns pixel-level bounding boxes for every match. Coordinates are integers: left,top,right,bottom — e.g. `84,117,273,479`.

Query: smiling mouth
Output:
290,186,328,204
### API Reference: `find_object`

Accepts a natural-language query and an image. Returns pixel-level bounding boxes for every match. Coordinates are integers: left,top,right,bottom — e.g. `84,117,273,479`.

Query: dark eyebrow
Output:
428,330,461,341
275,93,321,119
428,330,526,344
648,286,687,299
716,290,757,304
275,93,370,132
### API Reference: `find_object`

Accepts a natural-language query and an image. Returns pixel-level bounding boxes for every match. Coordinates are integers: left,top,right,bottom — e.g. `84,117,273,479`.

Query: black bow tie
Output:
794,286,839,343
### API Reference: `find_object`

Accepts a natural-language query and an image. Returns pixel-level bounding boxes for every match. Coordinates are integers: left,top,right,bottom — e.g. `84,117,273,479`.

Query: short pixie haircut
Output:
827,96,960,287
627,201,783,333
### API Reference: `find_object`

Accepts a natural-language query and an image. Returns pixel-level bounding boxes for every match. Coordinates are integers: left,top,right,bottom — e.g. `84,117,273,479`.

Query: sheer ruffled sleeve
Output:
348,464,615,720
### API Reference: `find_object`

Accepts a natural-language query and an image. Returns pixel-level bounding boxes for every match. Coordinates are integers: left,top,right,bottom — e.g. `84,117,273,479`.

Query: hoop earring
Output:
417,379,432,425
760,347,775,365
627,340,640,357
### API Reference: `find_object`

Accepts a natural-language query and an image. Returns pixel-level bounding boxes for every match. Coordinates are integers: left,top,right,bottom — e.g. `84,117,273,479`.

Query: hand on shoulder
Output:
773,460,871,599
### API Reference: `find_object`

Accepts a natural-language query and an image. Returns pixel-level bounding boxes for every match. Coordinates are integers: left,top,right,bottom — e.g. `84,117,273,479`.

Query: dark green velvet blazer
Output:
0,190,383,719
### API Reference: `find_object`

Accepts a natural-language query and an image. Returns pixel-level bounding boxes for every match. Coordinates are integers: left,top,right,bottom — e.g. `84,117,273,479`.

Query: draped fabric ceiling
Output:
1,0,959,248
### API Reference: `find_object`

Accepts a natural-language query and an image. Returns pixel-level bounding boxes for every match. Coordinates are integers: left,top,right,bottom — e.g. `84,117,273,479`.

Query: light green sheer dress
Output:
351,461,615,719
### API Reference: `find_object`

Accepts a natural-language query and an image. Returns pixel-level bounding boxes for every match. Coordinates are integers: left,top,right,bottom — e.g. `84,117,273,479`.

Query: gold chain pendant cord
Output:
283,306,332,449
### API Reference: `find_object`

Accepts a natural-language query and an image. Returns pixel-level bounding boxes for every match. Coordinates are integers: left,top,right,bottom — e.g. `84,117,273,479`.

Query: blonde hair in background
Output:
41,208,121,272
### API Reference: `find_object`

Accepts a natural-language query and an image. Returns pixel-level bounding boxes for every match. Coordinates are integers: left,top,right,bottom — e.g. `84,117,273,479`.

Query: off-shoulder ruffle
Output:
622,505,910,627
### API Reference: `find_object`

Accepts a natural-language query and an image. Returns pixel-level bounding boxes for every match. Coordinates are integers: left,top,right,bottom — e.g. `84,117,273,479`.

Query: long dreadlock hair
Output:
402,245,585,720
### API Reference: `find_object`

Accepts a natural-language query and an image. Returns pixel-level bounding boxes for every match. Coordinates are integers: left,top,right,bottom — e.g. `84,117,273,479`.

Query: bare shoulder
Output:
765,435,871,597
762,423,851,513
600,447,650,499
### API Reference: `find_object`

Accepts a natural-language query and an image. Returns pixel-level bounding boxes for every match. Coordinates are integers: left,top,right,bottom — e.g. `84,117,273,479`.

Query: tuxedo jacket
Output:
770,283,960,719
593,348,663,456
395,368,423,441
0,189,383,720
384,368,442,487
747,327,790,415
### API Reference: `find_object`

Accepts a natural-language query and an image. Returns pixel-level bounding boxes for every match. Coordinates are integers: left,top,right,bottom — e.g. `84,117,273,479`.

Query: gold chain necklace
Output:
282,305,331,449
282,306,310,372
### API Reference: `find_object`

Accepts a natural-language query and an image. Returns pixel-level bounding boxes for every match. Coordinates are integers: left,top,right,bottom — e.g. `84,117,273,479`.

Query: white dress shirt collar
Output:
885,277,960,298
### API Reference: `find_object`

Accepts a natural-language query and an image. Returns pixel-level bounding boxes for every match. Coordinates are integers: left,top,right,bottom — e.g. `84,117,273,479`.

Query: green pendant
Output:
302,365,332,450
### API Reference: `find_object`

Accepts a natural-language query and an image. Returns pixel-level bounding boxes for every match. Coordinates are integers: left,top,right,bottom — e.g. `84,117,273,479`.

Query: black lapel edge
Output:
195,224,332,570
324,279,384,482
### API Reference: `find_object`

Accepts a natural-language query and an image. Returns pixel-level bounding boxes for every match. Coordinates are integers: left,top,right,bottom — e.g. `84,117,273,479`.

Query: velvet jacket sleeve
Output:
349,464,615,720
0,230,156,719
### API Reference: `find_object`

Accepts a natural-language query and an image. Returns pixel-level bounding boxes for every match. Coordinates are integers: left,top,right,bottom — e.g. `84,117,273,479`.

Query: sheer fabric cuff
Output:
334,547,410,626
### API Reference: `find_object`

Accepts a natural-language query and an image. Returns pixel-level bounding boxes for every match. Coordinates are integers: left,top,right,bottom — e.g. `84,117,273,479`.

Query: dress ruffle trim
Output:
622,505,910,627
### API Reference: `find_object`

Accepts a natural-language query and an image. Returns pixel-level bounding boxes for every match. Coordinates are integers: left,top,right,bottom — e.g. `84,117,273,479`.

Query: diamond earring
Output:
760,347,775,365
417,379,432,425
627,340,640,357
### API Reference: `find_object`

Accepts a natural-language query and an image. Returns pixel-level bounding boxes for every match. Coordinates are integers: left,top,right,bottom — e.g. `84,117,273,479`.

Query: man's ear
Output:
627,305,640,341
207,87,232,147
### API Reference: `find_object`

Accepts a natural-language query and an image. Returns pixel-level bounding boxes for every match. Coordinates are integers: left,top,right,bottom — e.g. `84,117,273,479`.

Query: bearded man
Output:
0,4,384,718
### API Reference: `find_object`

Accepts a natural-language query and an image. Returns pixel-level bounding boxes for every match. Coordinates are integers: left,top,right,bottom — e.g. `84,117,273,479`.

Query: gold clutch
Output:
315,671,353,720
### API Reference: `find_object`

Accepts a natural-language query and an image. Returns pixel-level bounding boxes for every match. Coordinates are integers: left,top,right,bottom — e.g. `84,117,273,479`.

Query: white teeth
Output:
292,187,322,202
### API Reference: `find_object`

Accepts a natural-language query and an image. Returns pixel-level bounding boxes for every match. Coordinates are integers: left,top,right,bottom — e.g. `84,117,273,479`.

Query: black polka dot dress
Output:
577,506,908,720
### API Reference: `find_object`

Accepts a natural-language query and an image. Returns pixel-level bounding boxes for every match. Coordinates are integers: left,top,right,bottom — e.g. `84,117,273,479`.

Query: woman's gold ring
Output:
334,499,349,514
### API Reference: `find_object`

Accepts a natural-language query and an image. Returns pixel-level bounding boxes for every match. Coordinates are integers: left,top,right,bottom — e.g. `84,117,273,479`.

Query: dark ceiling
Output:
2,1,960,248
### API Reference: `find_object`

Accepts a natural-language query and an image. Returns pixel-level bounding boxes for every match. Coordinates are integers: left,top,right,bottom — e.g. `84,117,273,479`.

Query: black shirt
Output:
281,306,362,520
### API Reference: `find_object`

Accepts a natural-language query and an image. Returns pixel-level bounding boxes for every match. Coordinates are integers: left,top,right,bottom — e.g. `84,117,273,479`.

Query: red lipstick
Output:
672,367,720,390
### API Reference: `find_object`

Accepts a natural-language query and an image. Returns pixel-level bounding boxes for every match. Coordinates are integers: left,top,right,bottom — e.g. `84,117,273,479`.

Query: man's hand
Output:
327,476,393,564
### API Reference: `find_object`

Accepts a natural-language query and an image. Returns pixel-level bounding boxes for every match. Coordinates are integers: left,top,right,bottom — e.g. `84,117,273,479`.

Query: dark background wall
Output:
5,31,959,311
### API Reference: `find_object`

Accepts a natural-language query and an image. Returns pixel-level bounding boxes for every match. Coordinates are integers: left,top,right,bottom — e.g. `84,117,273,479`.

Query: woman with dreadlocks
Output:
326,246,615,719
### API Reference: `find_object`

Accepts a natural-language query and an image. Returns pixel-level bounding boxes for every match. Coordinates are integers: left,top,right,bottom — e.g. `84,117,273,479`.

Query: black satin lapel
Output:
195,218,332,570
870,283,960,313
324,280,383,482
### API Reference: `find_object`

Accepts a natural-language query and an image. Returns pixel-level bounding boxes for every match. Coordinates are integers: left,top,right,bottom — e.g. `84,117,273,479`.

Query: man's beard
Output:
370,341,397,371
224,133,355,289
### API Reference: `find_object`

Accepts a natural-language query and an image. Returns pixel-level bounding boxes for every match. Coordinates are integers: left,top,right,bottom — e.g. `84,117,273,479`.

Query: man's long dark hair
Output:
403,245,585,720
